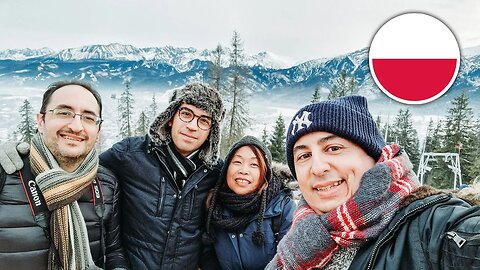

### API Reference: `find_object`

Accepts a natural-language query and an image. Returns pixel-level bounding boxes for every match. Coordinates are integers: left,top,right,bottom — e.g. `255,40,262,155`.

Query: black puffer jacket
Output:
350,186,480,269
100,135,222,270
0,156,128,270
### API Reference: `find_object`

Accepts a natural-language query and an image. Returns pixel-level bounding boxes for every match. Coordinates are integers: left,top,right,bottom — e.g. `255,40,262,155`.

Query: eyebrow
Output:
54,104,99,116
179,106,212,119
318,134,338,143
233,154,258,160
292,134,339,154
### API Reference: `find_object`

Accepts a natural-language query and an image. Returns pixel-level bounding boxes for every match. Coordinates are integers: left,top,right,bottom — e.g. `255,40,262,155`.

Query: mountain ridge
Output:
0,43,479,105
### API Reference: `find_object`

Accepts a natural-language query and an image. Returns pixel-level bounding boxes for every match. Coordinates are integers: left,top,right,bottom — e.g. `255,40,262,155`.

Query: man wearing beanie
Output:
267,95,480,270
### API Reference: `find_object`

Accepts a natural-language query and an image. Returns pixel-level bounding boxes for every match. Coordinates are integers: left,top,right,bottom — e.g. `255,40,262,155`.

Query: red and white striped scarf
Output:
266,144,420,270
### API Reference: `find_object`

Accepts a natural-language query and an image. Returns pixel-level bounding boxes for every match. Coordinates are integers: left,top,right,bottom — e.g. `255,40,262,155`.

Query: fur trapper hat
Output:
149,83,225,167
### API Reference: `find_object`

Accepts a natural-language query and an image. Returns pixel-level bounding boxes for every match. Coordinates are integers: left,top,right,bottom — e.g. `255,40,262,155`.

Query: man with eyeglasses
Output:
0,82,224,269
98,82,225,270
0,81,129,269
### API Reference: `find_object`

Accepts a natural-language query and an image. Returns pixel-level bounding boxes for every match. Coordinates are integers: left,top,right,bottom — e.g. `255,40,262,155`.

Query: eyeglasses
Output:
177,107,212,130
47,108,103,126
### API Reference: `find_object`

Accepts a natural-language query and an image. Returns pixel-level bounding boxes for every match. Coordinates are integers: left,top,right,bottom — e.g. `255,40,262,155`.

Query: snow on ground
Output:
0,86,440,150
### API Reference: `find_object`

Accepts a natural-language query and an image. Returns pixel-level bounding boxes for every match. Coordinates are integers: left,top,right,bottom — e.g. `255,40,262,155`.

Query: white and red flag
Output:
369,13,460,104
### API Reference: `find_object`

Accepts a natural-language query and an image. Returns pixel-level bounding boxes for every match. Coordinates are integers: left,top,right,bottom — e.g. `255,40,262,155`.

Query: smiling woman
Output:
202,135,296,270
226,145,266,195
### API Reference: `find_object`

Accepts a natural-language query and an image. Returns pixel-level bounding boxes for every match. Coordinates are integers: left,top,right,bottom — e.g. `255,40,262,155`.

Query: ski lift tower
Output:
417,152,462,189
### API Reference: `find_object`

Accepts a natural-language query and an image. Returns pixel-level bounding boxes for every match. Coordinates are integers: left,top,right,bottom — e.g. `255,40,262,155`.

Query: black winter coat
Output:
350,187,480,270
0,157,128,270
100,135,222,270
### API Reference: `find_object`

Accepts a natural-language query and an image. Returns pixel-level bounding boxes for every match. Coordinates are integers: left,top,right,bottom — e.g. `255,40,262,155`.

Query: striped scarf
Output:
30,133,101,270
266,144,420,270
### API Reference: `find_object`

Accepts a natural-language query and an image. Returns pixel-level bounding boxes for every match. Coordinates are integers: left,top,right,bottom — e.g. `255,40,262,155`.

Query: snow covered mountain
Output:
0,43,296,71
56,44,143,61
0,43,479,105
1,43,479,145
0,47,55,60
463,45,480,57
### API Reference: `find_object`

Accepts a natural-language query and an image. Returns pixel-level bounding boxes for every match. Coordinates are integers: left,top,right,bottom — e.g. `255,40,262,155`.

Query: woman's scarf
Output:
30,133,101,270
266,144,420,270
206,172,284,245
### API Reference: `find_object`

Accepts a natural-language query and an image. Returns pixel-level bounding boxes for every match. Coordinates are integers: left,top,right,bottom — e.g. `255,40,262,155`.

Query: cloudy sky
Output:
1,0,479,61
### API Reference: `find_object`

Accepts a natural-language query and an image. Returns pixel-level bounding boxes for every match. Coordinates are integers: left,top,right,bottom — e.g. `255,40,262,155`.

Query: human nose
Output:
67,114,85,132
238,164,249,175
311,154,330,176
185,117,199,130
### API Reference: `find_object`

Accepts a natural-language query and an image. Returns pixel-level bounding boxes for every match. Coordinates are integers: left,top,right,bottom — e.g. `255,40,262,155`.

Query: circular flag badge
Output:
369,13,460,104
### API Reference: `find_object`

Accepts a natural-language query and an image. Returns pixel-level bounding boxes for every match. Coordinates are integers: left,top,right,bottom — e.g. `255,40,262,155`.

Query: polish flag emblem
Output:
369,13,460,104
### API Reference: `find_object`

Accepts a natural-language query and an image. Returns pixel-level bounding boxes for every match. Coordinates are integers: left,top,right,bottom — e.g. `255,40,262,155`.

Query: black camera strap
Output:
18,162,105,240
18,161,50,238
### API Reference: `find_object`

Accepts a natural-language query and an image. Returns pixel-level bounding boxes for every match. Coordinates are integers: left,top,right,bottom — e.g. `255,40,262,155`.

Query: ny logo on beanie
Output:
290,111,312,135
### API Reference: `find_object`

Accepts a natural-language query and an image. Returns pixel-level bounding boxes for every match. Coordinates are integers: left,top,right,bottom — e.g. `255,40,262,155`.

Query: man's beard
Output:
53,150,87,170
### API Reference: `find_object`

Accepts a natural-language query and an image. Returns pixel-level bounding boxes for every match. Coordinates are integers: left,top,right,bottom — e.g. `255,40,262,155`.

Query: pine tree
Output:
118,79,134,138
148,93,158,123
375,115,382,130
328,69,356,100
390,109,420,171
377,115,393,144
96,132,107,153
220,31,250,156
261,125,270,148
423,118,444,153
269,114,286,163
311,85,321,103
441,92,476,183
468,119,480,183
430,120,444,152
422,119,435,153
135,111,149,136
424,120,450,188
209,44,225,94
15,99,36,143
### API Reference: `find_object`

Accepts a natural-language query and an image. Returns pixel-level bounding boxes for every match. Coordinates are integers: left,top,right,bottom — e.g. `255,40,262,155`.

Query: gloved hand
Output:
0,141,30,174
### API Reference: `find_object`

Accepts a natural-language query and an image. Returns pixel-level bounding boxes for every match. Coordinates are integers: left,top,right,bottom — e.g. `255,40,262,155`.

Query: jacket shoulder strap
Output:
18,157,50,239
0,167,5,193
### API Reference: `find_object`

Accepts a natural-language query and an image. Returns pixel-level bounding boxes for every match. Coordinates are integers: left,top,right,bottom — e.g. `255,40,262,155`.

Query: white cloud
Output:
0,0,479,61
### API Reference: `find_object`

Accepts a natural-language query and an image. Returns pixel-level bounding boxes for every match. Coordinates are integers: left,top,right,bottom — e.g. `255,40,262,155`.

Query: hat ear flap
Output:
220,108,226,122
169,89,178,102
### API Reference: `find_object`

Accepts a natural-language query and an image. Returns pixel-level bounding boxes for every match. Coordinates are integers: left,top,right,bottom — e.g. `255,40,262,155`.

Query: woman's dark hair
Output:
245,145,268,190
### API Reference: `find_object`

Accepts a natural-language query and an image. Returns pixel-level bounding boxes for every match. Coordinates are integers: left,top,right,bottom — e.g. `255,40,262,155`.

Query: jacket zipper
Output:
153,147,211,267
366,195,450,270
153,148,182,267
154,150,181,193
445,231,466,248
156,177,166,216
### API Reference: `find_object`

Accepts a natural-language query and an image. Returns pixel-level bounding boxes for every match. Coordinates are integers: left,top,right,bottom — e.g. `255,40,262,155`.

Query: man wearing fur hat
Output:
267,95,480,269
99,83,225,269
0,82,225,269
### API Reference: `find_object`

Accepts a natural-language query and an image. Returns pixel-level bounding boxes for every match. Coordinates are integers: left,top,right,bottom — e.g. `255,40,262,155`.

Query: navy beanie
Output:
285,95,386,177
